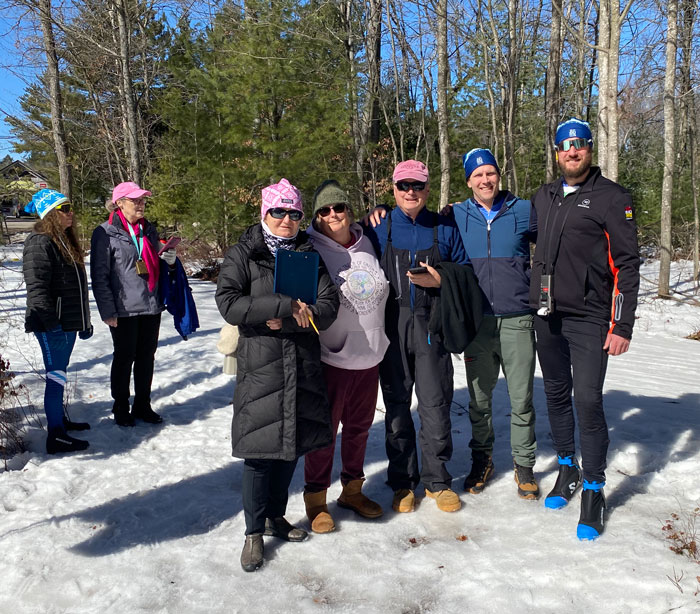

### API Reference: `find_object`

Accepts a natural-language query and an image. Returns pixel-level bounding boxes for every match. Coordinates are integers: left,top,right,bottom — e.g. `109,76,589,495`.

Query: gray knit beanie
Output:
312,180,350,215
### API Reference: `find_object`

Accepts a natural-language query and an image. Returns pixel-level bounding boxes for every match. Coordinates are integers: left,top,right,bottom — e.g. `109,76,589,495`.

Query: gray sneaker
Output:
240,534,264,572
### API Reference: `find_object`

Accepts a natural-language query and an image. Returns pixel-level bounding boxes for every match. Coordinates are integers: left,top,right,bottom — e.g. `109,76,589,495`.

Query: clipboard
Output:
274,250,319,305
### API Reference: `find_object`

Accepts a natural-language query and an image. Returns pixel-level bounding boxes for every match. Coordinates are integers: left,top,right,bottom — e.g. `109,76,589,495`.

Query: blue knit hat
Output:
555,118,593,147
462,148,500,181
25,189,69,219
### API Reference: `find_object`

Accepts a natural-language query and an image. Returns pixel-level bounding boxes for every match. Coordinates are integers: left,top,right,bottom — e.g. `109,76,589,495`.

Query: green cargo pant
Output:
464,314,536,467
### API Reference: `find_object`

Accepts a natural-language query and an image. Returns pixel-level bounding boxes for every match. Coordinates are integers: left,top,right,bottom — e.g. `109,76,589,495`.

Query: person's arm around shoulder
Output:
528,200,538,244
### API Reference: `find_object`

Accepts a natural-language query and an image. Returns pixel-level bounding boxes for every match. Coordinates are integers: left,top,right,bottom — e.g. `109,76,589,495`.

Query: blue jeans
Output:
35,329,77,430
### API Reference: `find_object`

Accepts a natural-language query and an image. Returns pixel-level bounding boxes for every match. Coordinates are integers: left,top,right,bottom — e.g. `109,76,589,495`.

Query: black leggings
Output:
242,458,298,535
534,313,609,483
109,313,161,410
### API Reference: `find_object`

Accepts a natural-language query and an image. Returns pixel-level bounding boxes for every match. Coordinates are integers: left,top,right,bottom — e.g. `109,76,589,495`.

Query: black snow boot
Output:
464,451,494,494
264,517,308,542
132,404,163,424
63,415,91,431
544,454,581,509
577,480,606,541
240,534,264,572
113,401,135,427
46,428,89,455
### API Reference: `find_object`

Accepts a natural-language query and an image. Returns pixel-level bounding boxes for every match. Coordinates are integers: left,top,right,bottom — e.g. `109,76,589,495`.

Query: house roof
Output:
0,159,49,182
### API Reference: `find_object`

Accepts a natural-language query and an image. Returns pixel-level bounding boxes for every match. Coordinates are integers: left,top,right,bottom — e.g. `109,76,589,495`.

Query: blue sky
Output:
0,9,39,160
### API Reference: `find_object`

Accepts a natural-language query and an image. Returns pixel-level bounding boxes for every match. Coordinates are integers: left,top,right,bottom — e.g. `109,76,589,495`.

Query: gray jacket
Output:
90,216,164,320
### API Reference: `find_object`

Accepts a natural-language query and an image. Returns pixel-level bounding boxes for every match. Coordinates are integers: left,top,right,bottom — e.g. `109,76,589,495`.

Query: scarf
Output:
261,220,297,256
112,209,160,292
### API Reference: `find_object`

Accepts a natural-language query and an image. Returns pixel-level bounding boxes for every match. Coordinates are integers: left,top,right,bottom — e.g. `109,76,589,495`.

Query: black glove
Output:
79,325,94,340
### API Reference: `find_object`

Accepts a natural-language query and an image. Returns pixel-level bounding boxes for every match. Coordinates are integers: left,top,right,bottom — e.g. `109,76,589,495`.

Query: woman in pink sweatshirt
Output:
303,180,390,533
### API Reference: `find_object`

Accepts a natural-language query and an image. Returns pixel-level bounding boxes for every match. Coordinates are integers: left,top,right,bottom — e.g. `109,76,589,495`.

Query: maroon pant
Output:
304,363,380,492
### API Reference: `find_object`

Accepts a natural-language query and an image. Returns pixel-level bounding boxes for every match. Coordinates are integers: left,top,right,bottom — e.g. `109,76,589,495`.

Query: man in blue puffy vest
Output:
448,149,539,500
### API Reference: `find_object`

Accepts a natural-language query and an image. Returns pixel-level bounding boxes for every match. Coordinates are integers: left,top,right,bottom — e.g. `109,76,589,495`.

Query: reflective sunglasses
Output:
395,181,426,192
556,138,590,152
55,203,72,213
268,207,303,221
317,204,348,217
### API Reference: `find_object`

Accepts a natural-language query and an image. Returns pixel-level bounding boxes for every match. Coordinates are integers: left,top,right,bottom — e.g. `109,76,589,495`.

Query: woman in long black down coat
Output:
215,178,338,573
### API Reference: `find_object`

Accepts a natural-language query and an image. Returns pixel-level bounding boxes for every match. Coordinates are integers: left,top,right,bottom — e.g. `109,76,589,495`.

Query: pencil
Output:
308,314,320,335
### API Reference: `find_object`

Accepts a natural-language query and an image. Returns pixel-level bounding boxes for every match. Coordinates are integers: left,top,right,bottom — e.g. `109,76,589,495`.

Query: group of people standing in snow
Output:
214,117,640,572
21,117,640,574
22,181,195,453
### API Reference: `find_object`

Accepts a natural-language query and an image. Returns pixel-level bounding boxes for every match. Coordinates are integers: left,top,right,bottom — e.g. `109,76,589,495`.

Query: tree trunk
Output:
435,0,450,210
677,0,698,285
37,0,71,200
596,0,634,182
545,0,562,183
658,0,678,298
114,0,141,184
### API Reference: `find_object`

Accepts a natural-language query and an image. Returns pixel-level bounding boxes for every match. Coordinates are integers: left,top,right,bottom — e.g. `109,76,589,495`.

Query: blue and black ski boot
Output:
577,480,606,541
544,454,581,509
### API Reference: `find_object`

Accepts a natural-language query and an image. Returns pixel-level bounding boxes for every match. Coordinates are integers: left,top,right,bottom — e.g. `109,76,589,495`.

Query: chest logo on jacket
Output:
577,199,591,209
335,261,388,315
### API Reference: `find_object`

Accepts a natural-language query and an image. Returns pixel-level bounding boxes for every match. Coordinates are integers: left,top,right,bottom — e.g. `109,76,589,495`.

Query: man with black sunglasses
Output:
530,118,640,540
364,160,469,515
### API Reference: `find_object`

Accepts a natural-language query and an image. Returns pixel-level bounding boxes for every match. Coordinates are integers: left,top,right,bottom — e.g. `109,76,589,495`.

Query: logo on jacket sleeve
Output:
625,205,633,220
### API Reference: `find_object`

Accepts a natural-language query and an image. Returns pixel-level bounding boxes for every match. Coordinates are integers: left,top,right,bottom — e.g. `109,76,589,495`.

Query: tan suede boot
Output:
304,490,335,533
337,479,383,519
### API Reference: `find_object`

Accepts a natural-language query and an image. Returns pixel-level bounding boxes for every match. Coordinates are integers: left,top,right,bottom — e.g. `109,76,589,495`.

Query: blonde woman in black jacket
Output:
23,189,93,454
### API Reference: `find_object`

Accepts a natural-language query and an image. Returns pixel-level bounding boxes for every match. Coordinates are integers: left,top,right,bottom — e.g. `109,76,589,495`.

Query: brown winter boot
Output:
337,479,383,519
304,490,335,533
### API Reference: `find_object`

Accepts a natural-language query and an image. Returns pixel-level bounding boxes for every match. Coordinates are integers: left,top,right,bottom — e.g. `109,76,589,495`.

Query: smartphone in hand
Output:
408,266,429,275
158,236,181,254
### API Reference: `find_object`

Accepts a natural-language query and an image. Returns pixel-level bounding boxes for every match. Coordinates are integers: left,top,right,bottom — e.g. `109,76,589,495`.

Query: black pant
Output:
242,458,298,535
534,313,609,482
379,307,454,492
109,313,161,410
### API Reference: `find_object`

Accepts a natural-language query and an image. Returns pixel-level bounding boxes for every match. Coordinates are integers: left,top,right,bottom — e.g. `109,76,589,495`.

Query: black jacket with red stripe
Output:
529,166,640,339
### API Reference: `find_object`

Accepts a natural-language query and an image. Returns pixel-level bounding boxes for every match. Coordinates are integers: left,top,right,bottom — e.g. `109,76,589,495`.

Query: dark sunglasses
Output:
317,204,348,217
556,138,589,152
55,203,72,213
269,208,303,221
395,181,426,192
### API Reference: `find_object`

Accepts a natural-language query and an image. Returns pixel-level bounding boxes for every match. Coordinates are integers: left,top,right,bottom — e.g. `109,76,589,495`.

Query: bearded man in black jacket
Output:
529,118,640,541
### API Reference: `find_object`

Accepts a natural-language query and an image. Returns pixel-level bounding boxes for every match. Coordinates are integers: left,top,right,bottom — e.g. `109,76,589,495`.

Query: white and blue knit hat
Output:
555,118,593,147
25,189,69,219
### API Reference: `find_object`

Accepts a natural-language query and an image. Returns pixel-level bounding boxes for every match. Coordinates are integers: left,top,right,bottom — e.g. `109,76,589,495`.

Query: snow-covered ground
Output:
1,242,699,613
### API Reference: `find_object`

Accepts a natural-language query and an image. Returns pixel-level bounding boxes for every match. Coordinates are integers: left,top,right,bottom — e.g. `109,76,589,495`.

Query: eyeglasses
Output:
396,181,427,192
317,204,348,217
55,203,72,213
555,138,590,152
268,208,303,221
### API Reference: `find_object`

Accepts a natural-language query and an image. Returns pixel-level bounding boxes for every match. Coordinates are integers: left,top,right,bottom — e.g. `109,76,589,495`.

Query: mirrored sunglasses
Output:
317,204,347,217
556,138,589,152
55,203,72,213
395,181,426,192
269,208,303,221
